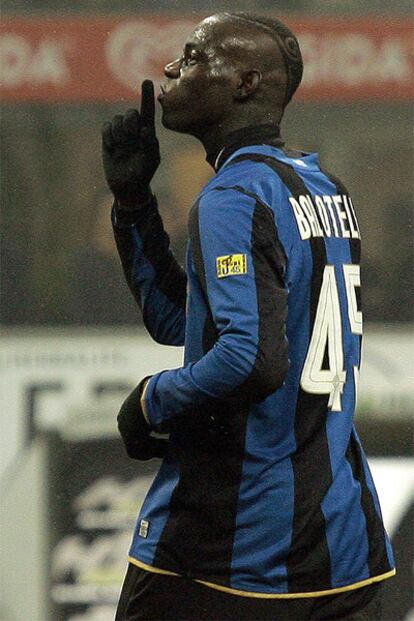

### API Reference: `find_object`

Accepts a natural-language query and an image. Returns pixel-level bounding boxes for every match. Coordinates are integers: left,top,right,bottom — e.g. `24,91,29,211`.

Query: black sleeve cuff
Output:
112,193,158,229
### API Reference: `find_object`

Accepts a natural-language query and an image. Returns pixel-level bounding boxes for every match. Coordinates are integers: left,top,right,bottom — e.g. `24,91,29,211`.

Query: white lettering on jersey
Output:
342,195,360,239
347,197,361,238
333,196,351,238
289,197,312,240
323,196,340,237
314,195,332,237
299,195,324,238
290,194,361,241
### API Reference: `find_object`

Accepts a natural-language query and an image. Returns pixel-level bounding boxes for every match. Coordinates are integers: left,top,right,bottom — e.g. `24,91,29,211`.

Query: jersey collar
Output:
206,124,285,172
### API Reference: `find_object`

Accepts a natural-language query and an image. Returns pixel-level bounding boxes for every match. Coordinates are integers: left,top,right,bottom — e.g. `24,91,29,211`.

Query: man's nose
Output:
164,58,181,79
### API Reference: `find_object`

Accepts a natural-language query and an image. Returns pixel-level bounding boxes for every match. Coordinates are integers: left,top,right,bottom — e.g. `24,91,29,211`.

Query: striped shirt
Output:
113,142,395,598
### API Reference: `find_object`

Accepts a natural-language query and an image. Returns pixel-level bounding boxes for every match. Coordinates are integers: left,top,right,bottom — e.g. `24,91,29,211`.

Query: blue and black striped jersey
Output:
113,143,395,598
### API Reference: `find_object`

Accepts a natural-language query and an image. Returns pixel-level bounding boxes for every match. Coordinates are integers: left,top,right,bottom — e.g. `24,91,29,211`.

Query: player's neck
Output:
196,106,283,163
202,122,284,170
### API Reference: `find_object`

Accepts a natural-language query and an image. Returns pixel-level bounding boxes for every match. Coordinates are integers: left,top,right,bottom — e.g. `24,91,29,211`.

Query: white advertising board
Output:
0,328,183,480
0,325,412,481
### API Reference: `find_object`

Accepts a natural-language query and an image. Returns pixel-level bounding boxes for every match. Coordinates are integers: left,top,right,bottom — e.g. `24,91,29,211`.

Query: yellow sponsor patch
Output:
216,254,248,278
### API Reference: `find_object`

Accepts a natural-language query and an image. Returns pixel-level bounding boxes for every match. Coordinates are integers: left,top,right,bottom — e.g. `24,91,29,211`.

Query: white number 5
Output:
300,264,361,412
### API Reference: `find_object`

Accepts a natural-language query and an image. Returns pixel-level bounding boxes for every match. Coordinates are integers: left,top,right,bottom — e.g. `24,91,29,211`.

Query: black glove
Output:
102,80,160,208
117,378,167,460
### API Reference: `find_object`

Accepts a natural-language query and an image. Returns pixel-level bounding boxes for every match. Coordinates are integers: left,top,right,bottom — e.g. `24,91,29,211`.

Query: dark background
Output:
1,0,413,327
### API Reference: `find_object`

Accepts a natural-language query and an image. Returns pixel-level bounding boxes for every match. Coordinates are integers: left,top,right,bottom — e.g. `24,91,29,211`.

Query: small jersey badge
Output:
138,519,149,538
216,254,247,278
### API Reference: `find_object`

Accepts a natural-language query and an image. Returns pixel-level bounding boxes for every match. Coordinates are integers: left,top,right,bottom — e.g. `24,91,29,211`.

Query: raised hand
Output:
102,80,160,208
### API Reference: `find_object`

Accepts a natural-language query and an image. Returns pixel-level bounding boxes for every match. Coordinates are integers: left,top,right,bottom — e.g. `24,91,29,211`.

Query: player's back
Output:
201,145,395,593
128,144,395,598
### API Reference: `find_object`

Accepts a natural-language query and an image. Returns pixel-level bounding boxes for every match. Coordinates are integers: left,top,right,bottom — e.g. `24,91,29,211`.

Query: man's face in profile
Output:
158,17,243,136
157,14,291,138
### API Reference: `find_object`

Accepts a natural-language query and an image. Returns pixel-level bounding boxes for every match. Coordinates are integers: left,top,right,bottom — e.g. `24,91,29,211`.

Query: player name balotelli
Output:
289,193,361,240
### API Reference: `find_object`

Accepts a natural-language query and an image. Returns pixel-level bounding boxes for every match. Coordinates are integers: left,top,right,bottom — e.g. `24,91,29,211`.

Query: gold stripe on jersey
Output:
140,378,151,424
128,557,395,600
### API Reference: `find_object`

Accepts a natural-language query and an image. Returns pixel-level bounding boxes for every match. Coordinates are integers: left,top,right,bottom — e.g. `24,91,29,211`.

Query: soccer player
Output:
102,12,395,621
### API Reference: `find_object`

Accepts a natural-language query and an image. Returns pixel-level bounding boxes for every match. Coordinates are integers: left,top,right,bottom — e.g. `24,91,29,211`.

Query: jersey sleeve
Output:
142,187,289,429
112,196,187,346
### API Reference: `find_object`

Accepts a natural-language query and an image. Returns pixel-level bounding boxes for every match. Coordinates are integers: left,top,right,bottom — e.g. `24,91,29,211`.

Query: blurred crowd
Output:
2,0,412,14
1,1,412,327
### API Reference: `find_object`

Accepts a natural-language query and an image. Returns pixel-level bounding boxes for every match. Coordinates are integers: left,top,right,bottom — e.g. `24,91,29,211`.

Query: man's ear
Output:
234,70,262,101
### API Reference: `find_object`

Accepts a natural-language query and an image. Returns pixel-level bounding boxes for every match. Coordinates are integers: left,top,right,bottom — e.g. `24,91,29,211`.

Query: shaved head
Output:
192,13,303,106
159,12,303,149
223,13,303,105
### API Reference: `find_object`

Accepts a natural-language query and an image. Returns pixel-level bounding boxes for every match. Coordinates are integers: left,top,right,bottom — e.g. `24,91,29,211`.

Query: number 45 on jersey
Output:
301,264,362,412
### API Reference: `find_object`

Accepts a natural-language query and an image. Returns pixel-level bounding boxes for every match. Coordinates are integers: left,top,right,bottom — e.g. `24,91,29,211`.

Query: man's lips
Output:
158,84,176,104
157,84,167,102
160,83,171,94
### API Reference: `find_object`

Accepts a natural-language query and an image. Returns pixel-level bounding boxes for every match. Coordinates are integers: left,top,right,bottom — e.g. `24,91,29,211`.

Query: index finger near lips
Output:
140,80,155,129
123,109,141,137
102,121,115,150
111,114,131,144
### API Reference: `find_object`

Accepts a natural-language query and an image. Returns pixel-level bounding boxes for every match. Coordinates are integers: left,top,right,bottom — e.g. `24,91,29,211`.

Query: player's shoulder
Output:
214,147,281,187
218,145,322,177
198,150,281,210
202,145,326,204
196,183,257,220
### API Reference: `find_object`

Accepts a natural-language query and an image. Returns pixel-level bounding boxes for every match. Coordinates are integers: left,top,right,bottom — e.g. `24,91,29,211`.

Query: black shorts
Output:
115,563,382,621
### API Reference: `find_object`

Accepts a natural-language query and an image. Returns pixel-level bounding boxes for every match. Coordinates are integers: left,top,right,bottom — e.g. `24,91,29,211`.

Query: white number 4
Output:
300,264,361,412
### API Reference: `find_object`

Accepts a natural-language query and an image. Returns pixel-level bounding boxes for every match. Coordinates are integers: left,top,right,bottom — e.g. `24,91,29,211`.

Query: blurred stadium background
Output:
0,0,413,620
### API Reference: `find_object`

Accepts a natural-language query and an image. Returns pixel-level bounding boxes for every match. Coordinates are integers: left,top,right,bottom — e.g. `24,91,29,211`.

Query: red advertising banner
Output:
0,15,413,103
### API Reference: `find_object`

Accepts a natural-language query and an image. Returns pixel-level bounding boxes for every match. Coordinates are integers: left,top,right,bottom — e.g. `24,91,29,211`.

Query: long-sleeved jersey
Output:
113,142,395,598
